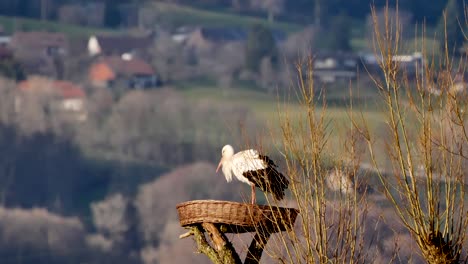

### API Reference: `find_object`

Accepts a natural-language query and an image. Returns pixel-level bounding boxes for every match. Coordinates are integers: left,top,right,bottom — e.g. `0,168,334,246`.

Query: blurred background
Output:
0,0,464,263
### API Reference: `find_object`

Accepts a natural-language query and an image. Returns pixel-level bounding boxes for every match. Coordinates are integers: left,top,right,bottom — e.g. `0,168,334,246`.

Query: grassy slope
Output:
149,2,302,33
0,15,115,37
177,83,386,163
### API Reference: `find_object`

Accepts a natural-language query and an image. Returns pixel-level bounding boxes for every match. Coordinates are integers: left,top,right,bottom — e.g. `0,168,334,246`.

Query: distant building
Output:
10,31,68,78
186,26,285,51
16,77,87,121
0,25,11,47
359,52,424,80
172,26,196,43
88,56,160,89
0,45,13,60
312,52,359,83
11,31,68,57
451,72,468,93
87,34,153,58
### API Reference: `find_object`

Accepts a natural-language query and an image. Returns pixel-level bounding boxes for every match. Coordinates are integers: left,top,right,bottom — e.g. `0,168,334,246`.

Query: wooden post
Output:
181,224,272,264
202,223,242,264
244,230,272,264
177,200,299,264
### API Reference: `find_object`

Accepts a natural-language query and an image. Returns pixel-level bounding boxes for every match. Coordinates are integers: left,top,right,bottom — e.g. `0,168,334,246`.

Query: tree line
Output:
0,0,457,27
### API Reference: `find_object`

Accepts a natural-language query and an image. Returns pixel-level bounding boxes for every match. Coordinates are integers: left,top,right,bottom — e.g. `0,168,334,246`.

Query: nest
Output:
177,200,299,234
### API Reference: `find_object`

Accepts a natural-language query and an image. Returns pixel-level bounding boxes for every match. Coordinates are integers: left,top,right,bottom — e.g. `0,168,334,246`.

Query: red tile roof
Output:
101,56,155,76
94,35,152,55
88,56,155,81
89,62,116,82
18,78,85,99
53,80,85,98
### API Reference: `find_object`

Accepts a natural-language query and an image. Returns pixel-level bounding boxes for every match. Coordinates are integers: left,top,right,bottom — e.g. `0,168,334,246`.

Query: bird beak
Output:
216,158,223,173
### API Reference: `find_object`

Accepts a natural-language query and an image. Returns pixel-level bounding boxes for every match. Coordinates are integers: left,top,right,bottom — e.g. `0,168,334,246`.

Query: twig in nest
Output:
179,230,194,239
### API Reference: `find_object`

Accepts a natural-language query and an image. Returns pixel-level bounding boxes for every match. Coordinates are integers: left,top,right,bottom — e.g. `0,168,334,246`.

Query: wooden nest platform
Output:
177,200,300,264
177,200,299,234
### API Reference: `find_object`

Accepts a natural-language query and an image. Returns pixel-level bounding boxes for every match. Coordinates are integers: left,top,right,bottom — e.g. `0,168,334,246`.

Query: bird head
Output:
216,144,234,173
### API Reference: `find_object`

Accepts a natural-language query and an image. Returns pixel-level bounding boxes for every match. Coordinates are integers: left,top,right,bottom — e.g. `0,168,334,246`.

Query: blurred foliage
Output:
315,12,352,51
0,58,25,81
436,0,465,54
245,24,278,73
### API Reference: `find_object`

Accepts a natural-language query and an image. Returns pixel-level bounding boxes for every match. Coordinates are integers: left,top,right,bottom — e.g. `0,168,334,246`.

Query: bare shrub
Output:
85,233,113,253
14,76,57,135
57,4,87,26
281,26,316,60
250,0,284,22
149,32,199,82
240,57,375,264
362,4,468,262
0,78,16,125
365,7,414,51
96,88,258,166
104,89,189,163
91,193,129,243
211,42,246,91
0,207,85,254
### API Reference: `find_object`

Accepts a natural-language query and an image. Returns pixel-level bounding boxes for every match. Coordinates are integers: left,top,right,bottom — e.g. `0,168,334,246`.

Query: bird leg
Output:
251,185,256,204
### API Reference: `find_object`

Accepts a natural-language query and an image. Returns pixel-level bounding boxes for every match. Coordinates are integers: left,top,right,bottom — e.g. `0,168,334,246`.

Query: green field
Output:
176,82,387,163
147,2,302,33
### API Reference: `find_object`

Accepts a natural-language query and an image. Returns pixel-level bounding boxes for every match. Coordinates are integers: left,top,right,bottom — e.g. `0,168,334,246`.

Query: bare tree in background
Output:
149,32,198,83
231,0,249,11
0,78,17,125
281,26,316,61
258,56,277,93
250,0,284,23
149,32,181,83
210,42,245,94
365,7,413,51
14,77,57,135
91,193,129,246
0,207,86,259
361,5,468,262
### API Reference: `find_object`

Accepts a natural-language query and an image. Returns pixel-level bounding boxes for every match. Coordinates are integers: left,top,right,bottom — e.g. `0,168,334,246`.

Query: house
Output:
186,26,285,51
186,27,247,50
0,25,11,47
10,31,68,77
0,45,13,60
11,31,68,57
312,52,359,83
172,26,197,43
87,34,153,57
16,77,87,121
359,52,424,80
449,72,468,94
88,56,160,89
391,52,424,79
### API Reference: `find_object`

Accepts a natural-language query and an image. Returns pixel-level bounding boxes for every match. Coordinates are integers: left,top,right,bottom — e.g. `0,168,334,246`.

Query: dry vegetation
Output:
361,6,468,263
1,3,468,264
189,4,468,264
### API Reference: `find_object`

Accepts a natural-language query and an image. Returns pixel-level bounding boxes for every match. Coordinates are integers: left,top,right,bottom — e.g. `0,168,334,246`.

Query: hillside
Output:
145,2,302,33
0,15,115,37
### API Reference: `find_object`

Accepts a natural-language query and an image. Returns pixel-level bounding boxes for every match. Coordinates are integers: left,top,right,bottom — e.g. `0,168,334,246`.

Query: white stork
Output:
216,144,289,204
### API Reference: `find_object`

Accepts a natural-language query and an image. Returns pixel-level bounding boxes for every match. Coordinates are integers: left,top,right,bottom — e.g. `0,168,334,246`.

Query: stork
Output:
216,144,289,204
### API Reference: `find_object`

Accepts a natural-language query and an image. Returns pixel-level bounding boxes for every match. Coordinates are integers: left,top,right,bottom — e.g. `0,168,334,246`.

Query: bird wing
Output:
233,149,289,200
231,149,267,174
